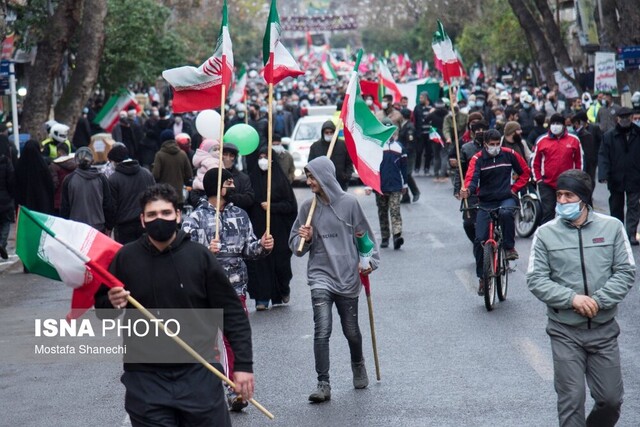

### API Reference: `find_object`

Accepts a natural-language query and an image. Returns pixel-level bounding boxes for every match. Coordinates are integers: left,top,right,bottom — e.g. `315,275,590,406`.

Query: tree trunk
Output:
20,0,82,140
54,0,107,137
532,0,573,68
507,0,557,84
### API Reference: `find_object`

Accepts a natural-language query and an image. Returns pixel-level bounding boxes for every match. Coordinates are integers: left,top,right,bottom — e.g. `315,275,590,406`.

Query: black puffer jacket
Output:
308,120,354,186
108,159,156,224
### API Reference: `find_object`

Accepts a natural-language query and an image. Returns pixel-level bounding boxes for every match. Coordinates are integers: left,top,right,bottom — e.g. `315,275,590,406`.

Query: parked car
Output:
282,114,334,183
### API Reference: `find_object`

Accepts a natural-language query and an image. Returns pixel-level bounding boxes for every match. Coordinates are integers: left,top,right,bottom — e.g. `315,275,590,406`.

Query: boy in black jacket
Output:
95,184,253,427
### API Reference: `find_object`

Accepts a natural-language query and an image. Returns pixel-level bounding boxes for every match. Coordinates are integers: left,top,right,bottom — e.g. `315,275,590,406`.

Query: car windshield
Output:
294,122,322,141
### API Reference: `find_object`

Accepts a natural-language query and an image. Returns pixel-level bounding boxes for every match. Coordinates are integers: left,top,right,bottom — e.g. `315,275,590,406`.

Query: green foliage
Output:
99,0,187,92
11,0,58,50
457,0,531,66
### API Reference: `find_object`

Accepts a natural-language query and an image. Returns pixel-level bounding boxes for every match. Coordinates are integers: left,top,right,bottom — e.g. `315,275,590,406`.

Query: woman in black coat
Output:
14,140,55,214
246,148,297,310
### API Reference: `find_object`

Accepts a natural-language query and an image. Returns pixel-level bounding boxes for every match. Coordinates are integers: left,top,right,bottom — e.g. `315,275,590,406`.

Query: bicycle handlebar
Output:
460,205,520,213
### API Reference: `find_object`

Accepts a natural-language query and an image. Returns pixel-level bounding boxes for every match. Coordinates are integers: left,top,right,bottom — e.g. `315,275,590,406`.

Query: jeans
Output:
474,198,517,278
311,289,363,383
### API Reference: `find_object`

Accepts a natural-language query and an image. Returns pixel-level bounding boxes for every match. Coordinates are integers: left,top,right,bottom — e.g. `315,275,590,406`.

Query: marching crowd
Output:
1,63,640,425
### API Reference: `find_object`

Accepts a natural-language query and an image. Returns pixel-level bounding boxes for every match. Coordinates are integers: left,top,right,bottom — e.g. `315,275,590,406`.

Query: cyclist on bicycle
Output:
460,129,531,296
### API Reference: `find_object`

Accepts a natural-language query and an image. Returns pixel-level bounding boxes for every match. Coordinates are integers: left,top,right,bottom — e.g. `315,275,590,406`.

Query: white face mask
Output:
323,134,333,142
486,146,501,157
550,124,564,136
365,99,373,106
381,102,389,109
495,115,505,122
258,158,269,171
276,105,283,112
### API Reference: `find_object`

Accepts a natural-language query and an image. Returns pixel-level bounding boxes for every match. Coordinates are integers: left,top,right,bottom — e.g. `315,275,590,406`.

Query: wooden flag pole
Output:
296,118,342,254
448,84,469,216
266,83,274,236
215,85,227,241
361,274,381,381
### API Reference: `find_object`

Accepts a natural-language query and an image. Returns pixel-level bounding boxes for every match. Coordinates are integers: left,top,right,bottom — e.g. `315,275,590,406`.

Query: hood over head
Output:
305,156,344,204
321,120,336,134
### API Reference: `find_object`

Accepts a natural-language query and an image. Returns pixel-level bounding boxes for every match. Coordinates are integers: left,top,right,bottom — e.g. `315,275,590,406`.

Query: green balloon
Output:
223,124,259,155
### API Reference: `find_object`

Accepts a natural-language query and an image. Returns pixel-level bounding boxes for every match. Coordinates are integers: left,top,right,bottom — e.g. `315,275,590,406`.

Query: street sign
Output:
618,46,640,60
0,60,10,91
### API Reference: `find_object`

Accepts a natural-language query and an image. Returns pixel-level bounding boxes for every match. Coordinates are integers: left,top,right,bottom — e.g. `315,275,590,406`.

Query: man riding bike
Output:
460,129,531,296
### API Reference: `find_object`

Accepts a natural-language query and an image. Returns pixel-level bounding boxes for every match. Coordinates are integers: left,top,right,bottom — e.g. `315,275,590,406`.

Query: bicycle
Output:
515,177,542,238
462,205,518,311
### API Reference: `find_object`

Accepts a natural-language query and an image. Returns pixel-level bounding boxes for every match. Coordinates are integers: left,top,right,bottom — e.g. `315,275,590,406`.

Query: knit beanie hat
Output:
107,143,129,163
203,167,233,197
556,169,593,206
160,129,175,143
504,121,521,137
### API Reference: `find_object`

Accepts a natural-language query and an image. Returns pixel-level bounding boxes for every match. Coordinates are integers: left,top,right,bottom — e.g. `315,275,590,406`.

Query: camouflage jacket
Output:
182,201,267,295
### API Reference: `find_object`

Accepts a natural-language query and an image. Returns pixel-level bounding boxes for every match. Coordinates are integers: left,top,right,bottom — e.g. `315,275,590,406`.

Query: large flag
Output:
93,90,139,132
262,0,304,85
229,64,247,105
432,20,465,84
378,60,402,103
320,53,338,81
162,0,233,113
341,51,397,194
360,79,382,108
15,207,122,319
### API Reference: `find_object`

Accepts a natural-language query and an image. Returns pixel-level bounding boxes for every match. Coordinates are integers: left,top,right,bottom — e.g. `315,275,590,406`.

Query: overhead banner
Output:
594,52,618,95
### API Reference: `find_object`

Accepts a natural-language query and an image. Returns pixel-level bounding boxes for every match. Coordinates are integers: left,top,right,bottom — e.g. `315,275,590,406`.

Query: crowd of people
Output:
2,60,640,425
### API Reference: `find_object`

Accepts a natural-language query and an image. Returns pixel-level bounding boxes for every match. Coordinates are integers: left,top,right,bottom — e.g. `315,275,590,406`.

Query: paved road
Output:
1,175,639,427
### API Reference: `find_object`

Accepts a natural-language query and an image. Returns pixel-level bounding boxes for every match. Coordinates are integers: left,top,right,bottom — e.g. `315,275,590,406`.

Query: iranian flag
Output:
229,64,248,105
15,207,122,319
429,127,444,147
378,60,402,103
94,90,140,132
432,20,465,84
262,0,304,85
340,51,397,194
320,54,338,81
162,0,233,113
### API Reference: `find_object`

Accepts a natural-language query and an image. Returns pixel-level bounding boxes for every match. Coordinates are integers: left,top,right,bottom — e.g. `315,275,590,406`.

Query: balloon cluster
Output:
195,109,259,156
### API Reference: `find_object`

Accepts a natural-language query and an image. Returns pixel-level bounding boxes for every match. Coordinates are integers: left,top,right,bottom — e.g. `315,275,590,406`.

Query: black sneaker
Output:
393,234,404,250
412,193,420,202
477,279,485,296
380,238,389,248
0,245,7,260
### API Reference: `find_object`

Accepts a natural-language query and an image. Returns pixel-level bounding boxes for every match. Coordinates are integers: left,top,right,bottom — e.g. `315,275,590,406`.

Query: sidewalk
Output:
0,224,20,274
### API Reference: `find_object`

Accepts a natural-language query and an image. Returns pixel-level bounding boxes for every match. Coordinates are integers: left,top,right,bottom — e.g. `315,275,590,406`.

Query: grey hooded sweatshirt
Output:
289,156,380,298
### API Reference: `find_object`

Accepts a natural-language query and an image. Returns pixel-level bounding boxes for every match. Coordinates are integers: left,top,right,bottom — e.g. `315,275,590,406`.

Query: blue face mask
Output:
556,201,582,221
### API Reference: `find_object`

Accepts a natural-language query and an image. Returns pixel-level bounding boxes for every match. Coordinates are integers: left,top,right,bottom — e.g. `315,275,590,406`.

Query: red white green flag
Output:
262,0,304,85
229,64,247,105
15,207,122,319
162,0,233,113
340,50,397,194
320,54,338,81
378,60,402,103
429,127,444,147
432,20,465,84
93,90,140,132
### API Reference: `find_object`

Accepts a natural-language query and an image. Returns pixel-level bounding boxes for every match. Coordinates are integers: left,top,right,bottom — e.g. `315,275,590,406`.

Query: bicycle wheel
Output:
482,244,497,311
497,247,509,301
515,197,542,238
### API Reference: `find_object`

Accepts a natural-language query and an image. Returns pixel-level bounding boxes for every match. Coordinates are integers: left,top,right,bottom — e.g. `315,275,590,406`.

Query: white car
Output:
282,114,334,183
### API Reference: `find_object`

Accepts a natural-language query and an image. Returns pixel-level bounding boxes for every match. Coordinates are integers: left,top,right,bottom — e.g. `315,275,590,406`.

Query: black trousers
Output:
538,182,557,225
414,134,432,173
122,364,231,427
609,190,640,241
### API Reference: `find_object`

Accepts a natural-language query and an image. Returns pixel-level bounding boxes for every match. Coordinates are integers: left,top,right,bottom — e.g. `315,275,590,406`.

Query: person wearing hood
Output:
527,169,635,427
246,147,297,310
48,142,77,215
308,120,354,191
107,143,156,244
182,168,272,411
598,107,640,245
532,113,583,224
221,143,255,210
190,138,220,208
60,147,115,233
152,129,193,206
289,156,380,403
14,140,55,216
95,184,254,426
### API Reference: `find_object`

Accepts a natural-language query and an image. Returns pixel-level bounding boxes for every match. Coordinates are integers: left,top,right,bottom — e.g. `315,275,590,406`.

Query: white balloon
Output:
195,110,222,139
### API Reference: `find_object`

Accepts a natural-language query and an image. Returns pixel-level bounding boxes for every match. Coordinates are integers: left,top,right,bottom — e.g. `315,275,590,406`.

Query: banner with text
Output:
594,52,618,95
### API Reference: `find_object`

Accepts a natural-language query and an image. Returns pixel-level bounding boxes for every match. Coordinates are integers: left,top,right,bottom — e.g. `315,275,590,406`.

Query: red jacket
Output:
532,131,583,189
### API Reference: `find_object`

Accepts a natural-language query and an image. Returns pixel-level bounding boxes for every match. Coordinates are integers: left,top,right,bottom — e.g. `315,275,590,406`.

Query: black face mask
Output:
144,218,177,242
474,131,485,144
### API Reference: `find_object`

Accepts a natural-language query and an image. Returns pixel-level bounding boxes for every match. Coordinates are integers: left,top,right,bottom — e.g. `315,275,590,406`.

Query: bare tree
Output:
54,0,107,135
